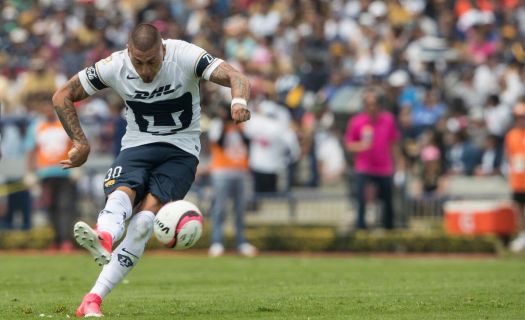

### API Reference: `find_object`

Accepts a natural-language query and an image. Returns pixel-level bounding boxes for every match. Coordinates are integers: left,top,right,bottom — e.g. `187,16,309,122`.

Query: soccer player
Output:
51,24,251,317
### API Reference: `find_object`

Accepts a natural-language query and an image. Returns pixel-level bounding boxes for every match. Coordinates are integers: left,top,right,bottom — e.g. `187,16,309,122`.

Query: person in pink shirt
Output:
345,89,401,229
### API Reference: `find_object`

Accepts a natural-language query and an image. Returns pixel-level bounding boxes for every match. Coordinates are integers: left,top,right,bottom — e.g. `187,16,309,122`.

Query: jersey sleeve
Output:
176,41,224,81
77,55,117,95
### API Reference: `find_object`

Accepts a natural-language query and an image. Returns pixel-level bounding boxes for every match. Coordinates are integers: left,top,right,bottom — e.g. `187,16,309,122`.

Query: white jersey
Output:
78,39,223,159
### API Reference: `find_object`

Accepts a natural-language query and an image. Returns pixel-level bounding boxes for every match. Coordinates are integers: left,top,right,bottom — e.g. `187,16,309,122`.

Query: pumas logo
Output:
133,84,179,99
117,254,133,267
86,66,98,81
117,248,139,268
85,65,108,90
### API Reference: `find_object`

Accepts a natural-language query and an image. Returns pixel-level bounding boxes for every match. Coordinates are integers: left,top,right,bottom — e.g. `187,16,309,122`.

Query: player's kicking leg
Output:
73,222,113,266
75,193,160,318
74,187,134,266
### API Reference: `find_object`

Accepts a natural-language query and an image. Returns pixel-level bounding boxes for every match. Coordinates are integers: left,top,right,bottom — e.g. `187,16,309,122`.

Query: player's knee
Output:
130,213,154,240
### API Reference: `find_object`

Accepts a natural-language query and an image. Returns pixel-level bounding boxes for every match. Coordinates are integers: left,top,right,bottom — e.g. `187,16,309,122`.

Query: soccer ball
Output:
153,200,203,250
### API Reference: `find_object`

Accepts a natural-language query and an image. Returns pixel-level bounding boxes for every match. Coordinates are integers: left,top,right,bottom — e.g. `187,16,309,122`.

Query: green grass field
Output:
0,253,524,319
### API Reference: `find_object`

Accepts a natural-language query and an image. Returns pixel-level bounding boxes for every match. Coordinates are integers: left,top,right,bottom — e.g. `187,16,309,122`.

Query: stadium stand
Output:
0,0,523,233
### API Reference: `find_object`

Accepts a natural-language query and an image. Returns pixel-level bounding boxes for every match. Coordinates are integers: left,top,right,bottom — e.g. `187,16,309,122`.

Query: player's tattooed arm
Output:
209,62,251,123
52,74,91,168
208,62,250,98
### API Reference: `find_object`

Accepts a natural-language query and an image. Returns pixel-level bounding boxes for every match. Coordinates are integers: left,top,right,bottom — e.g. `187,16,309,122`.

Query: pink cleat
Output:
75,293,103,318
73,221,113,266
97,230,113,254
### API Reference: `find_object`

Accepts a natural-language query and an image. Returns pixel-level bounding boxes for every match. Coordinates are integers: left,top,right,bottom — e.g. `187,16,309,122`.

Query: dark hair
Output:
129,23,162,51
487,94,500,105
486,134,499,143
362,86,385,106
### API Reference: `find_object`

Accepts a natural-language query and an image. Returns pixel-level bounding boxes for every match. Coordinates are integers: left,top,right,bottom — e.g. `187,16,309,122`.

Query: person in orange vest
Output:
207,103,257,257
25,93,78,252
506,102,525,252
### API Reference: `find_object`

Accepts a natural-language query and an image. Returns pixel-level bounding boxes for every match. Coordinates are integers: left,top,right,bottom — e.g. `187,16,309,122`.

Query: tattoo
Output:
231,73,250,99
68,76,89,101
209,63,250,100
54,75,89,143
208,63,230,86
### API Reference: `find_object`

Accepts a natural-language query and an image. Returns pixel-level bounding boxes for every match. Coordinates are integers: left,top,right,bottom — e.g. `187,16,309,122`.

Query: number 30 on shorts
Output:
104,166,122,187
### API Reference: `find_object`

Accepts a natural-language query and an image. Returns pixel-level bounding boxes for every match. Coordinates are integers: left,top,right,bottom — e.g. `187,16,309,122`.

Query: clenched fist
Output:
231,104,251,124
60,141,91,169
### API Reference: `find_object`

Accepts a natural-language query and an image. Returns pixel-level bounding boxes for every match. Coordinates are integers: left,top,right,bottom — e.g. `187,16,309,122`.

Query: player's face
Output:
129,43,166,83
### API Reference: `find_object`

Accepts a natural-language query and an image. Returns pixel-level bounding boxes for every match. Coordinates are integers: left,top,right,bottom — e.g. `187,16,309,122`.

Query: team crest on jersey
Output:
85,64,108,90
86,66,98,80
133,84,178,100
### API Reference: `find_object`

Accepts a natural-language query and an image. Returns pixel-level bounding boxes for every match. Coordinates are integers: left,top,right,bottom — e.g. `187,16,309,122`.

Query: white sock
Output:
97,190,133,242
90,211,155,298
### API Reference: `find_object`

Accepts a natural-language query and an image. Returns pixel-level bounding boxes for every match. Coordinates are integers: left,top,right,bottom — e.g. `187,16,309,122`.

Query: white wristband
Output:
231,98,247,108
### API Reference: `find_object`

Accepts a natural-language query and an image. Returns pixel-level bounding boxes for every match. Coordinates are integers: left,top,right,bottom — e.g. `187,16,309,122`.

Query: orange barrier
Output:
444,201,517,236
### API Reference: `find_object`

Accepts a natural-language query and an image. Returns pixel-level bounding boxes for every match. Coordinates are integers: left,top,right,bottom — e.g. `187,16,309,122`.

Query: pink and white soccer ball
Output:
153,200,203,250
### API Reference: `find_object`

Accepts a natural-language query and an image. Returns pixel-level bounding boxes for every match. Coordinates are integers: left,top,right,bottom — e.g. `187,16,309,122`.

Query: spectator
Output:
413,129,446,198
248,0,281,38
0,118,31,231
506,102,525,252
451,69,484,120
207,104,257,258
0,65,22,115
25,93,78,252
18,58,66,105
300,110,320,188
345,89,401,230
444,130,479,176
224,15,256,62
483,94,512,140
244,100,299,194
316,126,346,185
387,70,421,142
473,55,503,100
474,134,503,176
411,89,446,137
60,36,87,78
499,64,524,107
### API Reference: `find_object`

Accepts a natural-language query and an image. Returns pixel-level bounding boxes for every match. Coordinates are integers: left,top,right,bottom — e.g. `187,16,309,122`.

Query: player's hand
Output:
60,141,90,169
231,104,251,124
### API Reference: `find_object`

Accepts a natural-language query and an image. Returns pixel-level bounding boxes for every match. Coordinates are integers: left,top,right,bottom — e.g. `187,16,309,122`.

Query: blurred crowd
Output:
2,0,525,235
